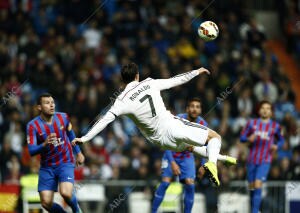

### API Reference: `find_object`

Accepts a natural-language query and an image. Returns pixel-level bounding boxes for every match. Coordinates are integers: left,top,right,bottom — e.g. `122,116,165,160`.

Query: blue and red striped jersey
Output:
164,113,208,161
26,112,81,167
240,118,284,164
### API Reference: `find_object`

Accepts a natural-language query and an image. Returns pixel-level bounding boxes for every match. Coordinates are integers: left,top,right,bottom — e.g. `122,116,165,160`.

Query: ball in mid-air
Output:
198,21,219,41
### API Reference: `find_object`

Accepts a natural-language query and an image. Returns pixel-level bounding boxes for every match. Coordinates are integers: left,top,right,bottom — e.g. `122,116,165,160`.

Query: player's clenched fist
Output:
76,152,85,167
247,134,256,143
72,138,83,146
197,67,210,75
44,133,57,146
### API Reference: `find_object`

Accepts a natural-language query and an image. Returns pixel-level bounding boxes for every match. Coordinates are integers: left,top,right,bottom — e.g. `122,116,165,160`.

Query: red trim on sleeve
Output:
241,120,251,136
67,142,74,163
248,119,256,163
29,124,35,145
34,120,43,141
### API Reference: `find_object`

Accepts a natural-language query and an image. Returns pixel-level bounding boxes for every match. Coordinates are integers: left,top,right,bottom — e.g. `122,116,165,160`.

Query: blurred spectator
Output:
4,121,24,156
279,158,292,179
0,139,18,182
83,21,102,49
86,136,110,164
254,70,278,103
237,87,253,116
3,155,21,185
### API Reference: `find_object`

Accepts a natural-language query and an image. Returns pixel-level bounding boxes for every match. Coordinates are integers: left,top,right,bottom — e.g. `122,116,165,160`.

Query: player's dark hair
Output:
121,62,139,84
259,100,273,110
187,97,202,107
37,93,53,105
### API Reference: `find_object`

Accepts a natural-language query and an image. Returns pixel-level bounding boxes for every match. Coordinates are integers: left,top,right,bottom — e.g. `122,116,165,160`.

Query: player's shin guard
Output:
50,203,67,213
152,181,170,213
207,138,221,164
65,192,81,213
184,184,195,213
251,188,262,213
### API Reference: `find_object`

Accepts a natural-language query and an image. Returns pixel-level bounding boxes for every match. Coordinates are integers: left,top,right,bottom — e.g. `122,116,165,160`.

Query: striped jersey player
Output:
27,112,80,167
73,62,227,186
240,117,284,165
27,93,84,213
240,100,284,213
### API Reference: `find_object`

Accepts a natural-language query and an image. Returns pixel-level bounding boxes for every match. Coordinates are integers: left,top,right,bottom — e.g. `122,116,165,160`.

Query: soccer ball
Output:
198,21,219,41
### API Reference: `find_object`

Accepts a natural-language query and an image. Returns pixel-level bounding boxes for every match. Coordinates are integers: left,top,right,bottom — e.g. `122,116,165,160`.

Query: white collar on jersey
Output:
126,80,139,89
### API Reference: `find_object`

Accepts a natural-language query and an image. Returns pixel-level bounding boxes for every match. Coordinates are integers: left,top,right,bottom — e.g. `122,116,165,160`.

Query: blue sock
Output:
64,193,80,213
250,189,255,212
50,203,67,213
184,184,195,213
152,181,170,213
251,188,262,213
250,189,254,205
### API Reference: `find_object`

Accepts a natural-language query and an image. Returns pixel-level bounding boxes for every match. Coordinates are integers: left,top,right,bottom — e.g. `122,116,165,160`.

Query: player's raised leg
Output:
202,129,222,186
190,146,237,166
170,119,222,186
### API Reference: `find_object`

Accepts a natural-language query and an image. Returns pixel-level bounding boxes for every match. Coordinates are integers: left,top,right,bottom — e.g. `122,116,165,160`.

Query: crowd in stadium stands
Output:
0,0,300,211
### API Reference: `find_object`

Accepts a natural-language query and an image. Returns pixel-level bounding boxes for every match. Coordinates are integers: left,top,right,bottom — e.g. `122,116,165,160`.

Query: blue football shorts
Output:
246,163,271,183
38,163,75,192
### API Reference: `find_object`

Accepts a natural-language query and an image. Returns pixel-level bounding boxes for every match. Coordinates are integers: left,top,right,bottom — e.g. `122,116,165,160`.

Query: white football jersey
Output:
81,70,200,144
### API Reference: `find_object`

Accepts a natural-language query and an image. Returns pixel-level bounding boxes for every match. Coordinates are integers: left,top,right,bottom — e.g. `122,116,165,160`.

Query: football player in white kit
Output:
72,62,222,186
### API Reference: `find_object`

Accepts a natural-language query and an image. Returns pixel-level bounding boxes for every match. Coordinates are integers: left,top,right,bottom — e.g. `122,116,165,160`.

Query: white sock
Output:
193,146,227,161
206,138,221,164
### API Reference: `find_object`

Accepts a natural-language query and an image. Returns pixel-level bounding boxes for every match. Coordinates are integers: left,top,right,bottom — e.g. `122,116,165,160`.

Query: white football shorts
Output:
159,116,209,151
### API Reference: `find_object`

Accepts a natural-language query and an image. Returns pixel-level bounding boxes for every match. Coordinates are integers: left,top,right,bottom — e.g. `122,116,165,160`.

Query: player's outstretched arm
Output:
154,67,210,91
72,112,116,145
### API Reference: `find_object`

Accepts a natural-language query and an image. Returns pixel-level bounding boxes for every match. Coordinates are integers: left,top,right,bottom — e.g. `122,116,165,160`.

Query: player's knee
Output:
254,180,262,189
41,199,53,210
208,130,221,141
162,177,172,183
60,189,72,200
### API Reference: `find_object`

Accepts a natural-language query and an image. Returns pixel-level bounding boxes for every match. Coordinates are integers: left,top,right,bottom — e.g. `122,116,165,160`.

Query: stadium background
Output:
0,0,300,212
